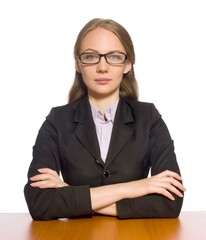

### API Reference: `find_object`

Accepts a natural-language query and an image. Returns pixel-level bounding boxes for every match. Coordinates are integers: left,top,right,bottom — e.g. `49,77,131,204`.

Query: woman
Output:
24,18,186,220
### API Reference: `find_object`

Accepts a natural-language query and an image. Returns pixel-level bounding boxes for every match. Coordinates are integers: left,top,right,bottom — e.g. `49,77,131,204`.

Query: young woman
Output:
24,18,186,220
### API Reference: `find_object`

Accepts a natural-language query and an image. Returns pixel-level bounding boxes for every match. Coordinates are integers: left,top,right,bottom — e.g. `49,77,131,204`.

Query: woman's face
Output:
75,28,131,100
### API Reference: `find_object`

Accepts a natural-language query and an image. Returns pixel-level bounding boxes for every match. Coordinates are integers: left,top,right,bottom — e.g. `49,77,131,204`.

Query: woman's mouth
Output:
95,78,111,85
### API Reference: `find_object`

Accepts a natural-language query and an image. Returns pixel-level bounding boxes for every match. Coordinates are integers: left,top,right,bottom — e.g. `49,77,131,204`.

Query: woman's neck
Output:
88,95,119,113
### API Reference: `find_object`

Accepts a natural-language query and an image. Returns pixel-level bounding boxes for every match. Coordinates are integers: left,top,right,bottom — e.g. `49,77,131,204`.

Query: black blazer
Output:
24,97,183,220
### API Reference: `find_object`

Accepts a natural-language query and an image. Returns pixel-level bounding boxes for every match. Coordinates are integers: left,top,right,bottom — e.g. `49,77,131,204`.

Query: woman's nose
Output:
96,56,109,72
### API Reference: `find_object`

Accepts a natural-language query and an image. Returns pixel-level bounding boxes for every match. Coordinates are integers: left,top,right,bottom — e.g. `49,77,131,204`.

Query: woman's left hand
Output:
30,168,68,188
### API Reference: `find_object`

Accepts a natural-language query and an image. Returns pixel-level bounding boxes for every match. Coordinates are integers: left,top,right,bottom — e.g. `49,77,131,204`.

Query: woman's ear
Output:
123,60,132,74
75,58,81,73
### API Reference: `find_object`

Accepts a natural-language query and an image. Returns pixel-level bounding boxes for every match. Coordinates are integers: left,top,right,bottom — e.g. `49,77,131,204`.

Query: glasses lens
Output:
106,53,127,64
80,53,99,64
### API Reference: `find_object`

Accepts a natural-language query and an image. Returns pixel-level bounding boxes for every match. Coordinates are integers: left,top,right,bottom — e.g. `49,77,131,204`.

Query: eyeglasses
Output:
78,52,128,65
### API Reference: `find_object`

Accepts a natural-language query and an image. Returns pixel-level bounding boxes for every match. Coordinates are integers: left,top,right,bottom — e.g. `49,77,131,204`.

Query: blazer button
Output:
103,170,110,177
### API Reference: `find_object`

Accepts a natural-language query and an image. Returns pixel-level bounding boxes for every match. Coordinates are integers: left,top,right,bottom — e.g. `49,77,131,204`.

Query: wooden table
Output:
1,212,206,240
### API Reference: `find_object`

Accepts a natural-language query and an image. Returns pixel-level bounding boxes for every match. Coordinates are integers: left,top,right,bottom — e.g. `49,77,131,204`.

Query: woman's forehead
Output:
80,28,125,53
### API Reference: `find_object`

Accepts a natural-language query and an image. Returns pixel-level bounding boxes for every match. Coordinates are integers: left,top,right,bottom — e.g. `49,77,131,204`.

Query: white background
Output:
0,0,205,213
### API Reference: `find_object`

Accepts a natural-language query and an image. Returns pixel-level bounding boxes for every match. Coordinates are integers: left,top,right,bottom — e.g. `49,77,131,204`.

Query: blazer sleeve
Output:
116,104,184,219
24,108,93,220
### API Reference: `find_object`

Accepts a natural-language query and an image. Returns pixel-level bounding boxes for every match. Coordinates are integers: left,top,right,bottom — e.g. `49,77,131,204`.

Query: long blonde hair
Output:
69,18,138,103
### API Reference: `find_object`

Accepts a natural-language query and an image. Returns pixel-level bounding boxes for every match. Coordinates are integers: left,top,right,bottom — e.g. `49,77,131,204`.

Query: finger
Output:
30,173,57,182
167,177,186,192
30,180,55,189
160,175,186,192
158,170,182,181
30,174,43,181
38,168,59,176
160,181,183,197
30,179,68,188
150,178,185,199
156,188,175,201
156,171,186,192
30,174,48,181
168,185,184,198
155,177,185,196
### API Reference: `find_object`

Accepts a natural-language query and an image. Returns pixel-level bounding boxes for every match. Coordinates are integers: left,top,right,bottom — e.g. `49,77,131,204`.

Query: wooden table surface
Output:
1,211,206,240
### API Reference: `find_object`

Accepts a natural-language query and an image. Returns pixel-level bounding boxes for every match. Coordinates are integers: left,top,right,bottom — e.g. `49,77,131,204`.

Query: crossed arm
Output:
30,168,186,216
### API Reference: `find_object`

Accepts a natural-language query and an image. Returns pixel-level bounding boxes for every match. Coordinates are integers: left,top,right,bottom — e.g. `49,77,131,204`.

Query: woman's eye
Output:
109,54,118,59
85,54,98,60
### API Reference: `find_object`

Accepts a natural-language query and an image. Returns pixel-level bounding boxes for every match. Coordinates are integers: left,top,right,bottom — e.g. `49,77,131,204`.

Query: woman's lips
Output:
95,78,111,84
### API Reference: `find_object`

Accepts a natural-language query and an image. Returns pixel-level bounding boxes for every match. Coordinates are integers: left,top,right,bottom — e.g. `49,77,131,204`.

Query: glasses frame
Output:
78,51,128,65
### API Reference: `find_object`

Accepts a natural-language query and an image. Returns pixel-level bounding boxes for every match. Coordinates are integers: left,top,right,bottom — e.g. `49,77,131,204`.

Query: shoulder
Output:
124,99,159,113
53,98,83,112
122,99,162,123
46,98,84,123
123,98,152,107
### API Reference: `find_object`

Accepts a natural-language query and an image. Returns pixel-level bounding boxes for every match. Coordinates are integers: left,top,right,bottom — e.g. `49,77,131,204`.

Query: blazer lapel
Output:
105,99,134,169
74,97,102,163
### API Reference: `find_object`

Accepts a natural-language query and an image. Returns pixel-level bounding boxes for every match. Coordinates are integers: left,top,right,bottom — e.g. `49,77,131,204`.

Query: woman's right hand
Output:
30,168,69,189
